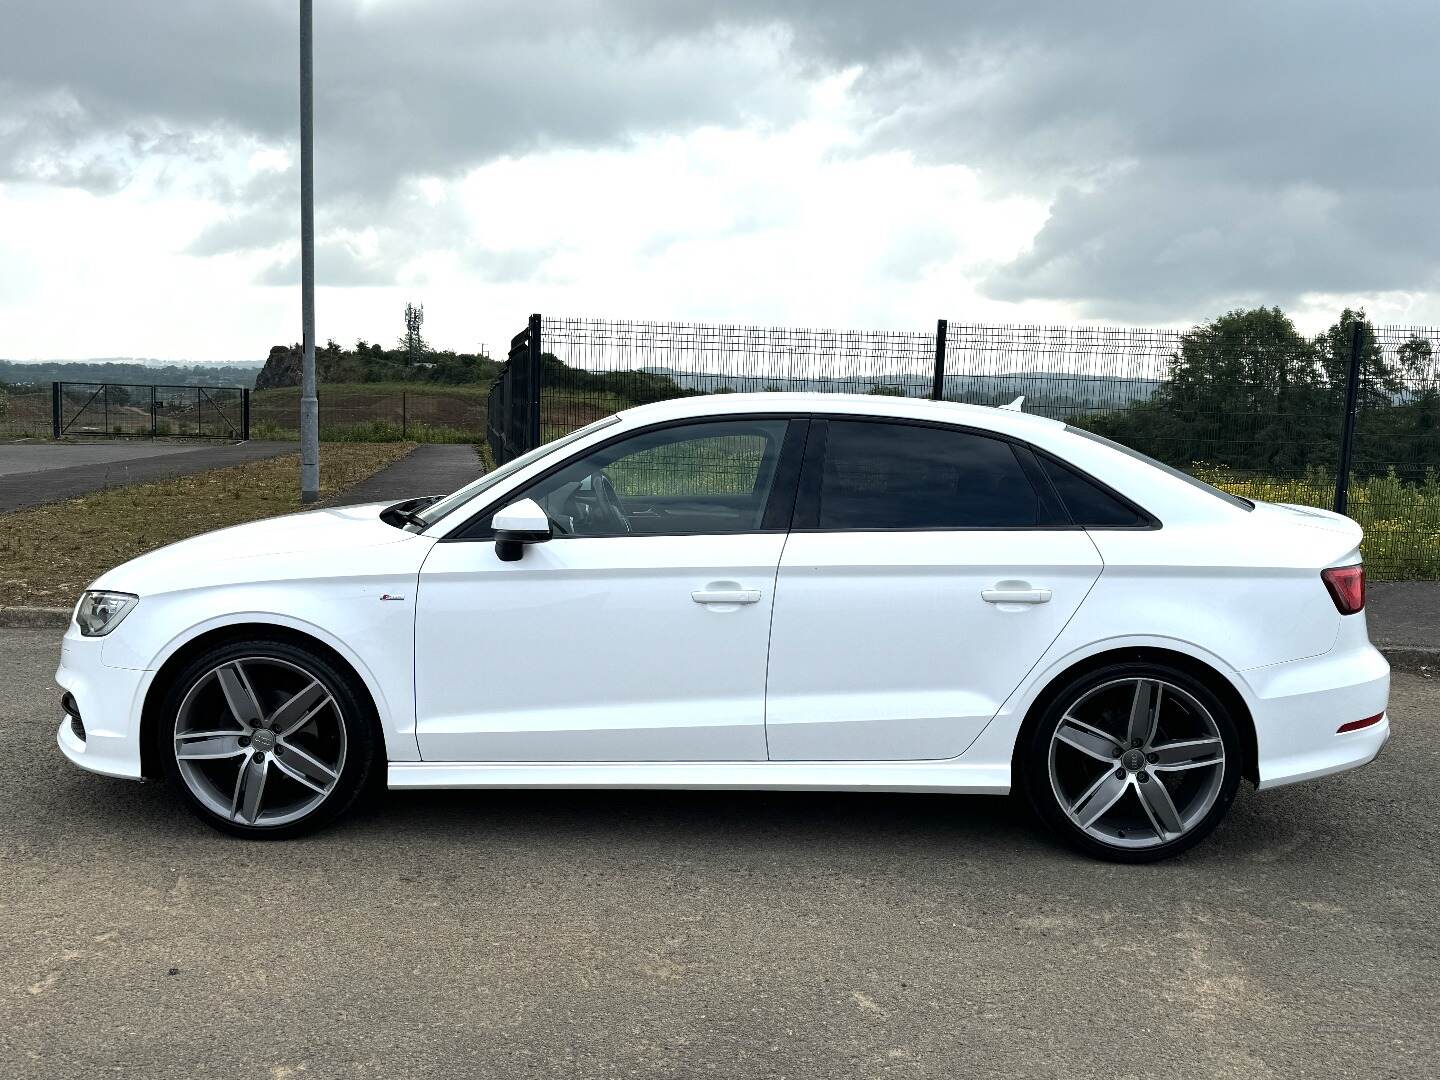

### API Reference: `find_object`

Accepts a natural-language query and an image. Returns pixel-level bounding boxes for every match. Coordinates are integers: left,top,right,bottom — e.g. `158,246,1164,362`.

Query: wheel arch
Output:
1010,645,1259,787
138,621,389,780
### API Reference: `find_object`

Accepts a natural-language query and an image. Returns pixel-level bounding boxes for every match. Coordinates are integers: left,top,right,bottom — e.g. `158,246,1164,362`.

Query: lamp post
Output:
298,0,319,501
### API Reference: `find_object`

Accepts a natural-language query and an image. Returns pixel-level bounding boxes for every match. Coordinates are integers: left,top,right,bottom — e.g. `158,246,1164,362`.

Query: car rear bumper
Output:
1244,635,1391,790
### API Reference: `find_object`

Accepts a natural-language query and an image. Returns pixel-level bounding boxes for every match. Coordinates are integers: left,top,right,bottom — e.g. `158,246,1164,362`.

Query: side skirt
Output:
388,759,1011,794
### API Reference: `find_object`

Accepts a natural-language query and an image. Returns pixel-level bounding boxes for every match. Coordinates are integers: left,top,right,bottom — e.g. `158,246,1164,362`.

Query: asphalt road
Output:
0,441,296,512
2,627,1435,1080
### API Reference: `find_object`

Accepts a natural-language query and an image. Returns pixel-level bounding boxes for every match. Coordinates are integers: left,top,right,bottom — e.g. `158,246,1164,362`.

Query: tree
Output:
1089,306,1329,471
399,302,428,368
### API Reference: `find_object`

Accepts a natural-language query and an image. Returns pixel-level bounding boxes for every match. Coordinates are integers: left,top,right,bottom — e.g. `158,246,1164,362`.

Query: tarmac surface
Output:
0,439,297,512
1,624,1435,1079
325,443,482,507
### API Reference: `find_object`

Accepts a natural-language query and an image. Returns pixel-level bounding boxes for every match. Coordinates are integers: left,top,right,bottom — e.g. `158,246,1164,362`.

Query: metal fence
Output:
247,387,488,443
490,313,1440,579
484,314,543,465
52,382,249,439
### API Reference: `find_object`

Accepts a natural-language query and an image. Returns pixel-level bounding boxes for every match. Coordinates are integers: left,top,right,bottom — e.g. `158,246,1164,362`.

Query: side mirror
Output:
493,498,552,562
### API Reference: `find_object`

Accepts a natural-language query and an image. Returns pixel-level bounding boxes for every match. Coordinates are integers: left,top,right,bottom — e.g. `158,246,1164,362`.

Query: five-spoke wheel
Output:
1023,663,1242,862
160,640,375,838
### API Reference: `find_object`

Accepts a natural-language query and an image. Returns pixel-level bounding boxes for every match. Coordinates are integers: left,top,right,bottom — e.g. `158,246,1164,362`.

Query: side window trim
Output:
792,414,1079,533
446,415,806,541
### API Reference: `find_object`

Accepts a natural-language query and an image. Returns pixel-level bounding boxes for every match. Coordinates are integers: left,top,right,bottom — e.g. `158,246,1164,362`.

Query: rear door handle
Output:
692,588,762,605
981,587,1052,604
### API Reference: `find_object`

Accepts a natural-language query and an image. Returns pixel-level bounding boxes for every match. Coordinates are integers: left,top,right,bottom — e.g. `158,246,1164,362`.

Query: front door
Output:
415,416,803,761
764,418,1104,761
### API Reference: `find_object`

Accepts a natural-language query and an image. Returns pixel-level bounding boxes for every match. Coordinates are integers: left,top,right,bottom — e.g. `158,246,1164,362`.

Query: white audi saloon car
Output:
56,393,1390,861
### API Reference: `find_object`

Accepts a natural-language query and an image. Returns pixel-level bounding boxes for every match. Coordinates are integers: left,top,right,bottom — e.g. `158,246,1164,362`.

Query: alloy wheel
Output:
173,656,347,828
1047,677,1226,851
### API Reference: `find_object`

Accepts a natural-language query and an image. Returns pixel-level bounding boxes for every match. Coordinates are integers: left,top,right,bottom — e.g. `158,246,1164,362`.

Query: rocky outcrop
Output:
255,345,302,390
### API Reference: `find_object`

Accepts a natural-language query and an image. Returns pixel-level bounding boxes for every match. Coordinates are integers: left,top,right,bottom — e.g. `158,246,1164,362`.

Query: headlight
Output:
74,591,139,637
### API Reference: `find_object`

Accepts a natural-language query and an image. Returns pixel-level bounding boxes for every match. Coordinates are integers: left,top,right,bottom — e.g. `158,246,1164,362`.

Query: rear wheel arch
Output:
1012,646,1259,788
139,623,387,780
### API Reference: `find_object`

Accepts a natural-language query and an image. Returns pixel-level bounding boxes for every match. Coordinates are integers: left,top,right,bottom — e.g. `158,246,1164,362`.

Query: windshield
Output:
415,415,622,527
1064,425,1254,511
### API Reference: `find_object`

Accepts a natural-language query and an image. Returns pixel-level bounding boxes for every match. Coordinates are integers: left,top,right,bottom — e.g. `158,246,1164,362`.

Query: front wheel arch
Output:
139,623,387,781
1011,646,1259,790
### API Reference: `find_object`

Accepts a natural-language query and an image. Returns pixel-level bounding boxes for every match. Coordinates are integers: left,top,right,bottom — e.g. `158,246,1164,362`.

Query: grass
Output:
0,442,413,608
1198,465,1440,579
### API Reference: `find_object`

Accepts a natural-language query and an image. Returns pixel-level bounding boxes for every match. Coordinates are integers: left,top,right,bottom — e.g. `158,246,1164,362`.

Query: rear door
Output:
764,418,1104,761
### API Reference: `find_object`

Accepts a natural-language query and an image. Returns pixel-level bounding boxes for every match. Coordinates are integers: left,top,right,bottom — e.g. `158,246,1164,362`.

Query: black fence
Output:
485,314,543,465
247,387,487,443
487,313,1440,579
52,382,249,440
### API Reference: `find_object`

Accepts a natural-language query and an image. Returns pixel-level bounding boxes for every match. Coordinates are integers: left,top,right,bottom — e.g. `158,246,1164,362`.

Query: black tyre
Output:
156,638,378,839
1019,662,1243,863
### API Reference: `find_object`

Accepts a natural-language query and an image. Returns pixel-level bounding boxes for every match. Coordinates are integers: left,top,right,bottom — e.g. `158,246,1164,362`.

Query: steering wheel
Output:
592,472,631,534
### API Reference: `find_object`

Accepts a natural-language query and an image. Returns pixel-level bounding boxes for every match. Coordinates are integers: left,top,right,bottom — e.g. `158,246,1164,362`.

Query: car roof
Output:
615,391,1065,437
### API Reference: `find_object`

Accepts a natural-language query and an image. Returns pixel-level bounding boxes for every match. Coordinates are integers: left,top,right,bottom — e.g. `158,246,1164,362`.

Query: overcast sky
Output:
3,0,1438,363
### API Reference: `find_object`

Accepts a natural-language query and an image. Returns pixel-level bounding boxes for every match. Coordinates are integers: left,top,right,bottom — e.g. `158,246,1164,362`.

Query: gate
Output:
52,382,250,440
485,314,542,465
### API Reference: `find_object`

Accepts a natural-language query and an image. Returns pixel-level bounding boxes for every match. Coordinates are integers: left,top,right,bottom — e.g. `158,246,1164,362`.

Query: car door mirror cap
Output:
493,498,552,561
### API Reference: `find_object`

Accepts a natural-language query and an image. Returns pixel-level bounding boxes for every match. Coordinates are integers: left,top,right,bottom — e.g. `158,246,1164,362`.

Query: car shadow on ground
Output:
30,761,1362,873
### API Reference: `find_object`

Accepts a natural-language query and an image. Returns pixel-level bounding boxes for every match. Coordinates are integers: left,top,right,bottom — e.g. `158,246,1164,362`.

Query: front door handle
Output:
692,588,762,605
981,587,1052,605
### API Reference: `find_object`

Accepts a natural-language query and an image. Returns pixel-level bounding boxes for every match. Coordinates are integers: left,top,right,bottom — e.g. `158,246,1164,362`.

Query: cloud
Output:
3,0,1440,329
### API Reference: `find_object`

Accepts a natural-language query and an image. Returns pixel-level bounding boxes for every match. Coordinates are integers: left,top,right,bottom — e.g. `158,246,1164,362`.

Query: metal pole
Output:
1333,318,1366,516
298,0,320,501
402,391,407,439
150,386,157,439
930,319,948,401
242,388,251,441
51,383,61,439
528,313,543,451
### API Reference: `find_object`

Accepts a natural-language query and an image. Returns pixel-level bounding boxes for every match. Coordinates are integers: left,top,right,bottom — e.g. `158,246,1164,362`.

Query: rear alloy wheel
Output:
160,641,376,839
1023,664,1242,862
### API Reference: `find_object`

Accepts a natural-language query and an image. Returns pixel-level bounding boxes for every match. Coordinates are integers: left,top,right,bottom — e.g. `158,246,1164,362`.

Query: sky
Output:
2,0,1439,364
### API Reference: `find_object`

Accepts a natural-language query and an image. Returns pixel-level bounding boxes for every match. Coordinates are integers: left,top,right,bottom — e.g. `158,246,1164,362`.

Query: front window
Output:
494,418,790,537
416,416,621,527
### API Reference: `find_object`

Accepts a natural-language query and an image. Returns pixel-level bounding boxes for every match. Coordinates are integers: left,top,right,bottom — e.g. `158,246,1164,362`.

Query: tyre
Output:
157,638,378,839
1019,662,1243,863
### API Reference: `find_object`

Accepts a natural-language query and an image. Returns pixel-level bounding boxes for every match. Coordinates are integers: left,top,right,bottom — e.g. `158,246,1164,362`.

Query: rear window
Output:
815,420,1057,529
1063,426,1254,512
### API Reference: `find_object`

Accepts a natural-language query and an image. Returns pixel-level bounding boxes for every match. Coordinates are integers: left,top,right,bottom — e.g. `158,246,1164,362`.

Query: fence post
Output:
528,312,543,449
930,319,948,401
242,389,251,441
151,385,158,439
51,382,61,439
402,391,407,439
1333,318,1366,516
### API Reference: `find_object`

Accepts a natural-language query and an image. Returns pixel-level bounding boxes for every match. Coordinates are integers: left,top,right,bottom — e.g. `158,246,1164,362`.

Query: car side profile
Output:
56,393,1390,861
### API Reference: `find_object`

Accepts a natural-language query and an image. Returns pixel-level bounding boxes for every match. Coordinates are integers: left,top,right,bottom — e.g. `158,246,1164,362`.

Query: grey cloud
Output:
1,1,800,200
257,240,393,288
7,0,1439,316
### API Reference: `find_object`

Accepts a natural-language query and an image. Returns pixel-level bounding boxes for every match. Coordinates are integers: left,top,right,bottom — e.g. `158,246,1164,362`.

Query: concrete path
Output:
0,440,297,513
326,443,483,507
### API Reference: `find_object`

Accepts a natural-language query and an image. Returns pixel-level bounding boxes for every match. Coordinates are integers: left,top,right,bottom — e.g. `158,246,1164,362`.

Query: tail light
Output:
1321,565,1365,615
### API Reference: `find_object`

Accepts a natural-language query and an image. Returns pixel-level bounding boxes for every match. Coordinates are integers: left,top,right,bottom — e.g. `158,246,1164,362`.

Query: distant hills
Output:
0,359,263,388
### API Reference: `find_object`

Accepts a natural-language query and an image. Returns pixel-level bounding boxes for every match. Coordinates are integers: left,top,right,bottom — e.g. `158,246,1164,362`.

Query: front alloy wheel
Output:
1023,664,1242,862
161,641,375,838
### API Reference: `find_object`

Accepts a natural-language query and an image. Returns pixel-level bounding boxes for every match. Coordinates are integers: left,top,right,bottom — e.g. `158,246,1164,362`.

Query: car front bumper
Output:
55,624,150,781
